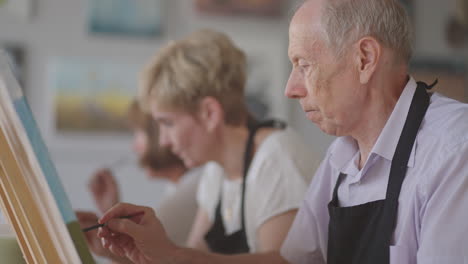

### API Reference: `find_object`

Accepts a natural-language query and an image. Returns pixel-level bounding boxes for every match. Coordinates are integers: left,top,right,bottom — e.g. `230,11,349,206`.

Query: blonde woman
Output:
125,29,316,255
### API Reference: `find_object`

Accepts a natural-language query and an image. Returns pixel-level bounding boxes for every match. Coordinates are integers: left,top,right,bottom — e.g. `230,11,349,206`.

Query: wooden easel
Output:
0,51,95,264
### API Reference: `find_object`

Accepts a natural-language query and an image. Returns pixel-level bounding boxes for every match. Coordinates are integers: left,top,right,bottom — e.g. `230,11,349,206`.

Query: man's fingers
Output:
109,242,125,257
97,226,111,238
106,218,142,238
99,203,152,224
101,237,110,249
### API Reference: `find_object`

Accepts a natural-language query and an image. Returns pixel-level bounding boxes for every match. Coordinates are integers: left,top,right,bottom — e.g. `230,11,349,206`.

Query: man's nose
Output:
285,72,307,99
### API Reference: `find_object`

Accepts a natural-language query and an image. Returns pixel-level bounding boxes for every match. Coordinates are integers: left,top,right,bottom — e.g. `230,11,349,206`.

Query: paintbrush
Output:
82,211,144,232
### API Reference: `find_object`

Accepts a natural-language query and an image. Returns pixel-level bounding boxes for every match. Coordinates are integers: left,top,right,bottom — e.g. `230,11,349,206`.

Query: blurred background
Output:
0,0,467,215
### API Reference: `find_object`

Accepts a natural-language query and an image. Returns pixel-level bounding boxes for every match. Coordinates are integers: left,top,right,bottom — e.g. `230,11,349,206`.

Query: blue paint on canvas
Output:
89,0,162,36
13,97,76,223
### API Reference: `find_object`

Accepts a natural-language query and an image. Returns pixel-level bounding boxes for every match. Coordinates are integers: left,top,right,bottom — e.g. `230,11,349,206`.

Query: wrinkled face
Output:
151,105,212,168
285,11,365,137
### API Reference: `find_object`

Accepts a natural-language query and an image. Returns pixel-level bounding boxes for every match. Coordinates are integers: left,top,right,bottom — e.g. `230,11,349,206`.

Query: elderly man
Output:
96,0,468,263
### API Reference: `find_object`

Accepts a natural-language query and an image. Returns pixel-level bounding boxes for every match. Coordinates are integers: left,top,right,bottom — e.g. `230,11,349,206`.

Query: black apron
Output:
327,81,435,264
204,119,286,254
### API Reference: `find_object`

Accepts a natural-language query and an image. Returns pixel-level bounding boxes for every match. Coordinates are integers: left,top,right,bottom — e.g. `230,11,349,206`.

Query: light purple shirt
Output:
281,78,468,264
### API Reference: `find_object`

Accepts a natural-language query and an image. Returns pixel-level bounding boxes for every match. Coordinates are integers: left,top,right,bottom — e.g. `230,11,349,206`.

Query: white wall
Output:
0,0,465,213
0,0,297,212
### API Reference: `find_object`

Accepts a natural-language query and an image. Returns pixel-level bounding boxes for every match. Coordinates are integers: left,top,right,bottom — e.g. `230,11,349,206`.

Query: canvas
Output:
195,0,285,17
49,59,139,133
88,0,162,37
0,0,32,21
0,51,95,263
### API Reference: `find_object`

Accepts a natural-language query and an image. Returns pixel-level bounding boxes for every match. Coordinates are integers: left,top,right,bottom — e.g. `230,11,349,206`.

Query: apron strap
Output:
380,81,431,245
213,117,287,232
330,173,346,207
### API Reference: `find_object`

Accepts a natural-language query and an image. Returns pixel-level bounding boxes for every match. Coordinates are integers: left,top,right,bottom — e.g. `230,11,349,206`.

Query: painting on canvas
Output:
0,0,32,21
88,0,162,37
195,0,286,17
49,59,140,133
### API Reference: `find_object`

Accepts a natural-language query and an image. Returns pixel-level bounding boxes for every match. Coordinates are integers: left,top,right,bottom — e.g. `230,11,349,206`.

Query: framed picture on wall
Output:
195,0,286,17
88,0,163,37
48,59,140,134
410,58,468,103
0,0,32,21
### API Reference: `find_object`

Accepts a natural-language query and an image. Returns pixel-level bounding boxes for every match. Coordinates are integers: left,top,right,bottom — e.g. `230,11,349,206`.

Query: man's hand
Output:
76,211,114,258
98,203,177,264
88,168,120,213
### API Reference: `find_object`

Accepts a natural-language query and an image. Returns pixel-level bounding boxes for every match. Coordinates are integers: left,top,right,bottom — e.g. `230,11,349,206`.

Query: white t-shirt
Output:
157,167,203,246
197,127,318,252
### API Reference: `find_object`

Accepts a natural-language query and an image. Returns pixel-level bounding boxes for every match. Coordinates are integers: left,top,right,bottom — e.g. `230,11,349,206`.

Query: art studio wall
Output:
0,0,466,213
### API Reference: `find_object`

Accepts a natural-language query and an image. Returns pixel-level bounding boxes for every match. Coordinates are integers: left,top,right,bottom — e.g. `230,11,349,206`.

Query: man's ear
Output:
197,96,224,132
356,37,381,84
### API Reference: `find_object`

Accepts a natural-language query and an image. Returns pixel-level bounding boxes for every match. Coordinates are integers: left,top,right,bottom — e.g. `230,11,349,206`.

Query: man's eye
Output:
299,64,309,73
298,59,309,67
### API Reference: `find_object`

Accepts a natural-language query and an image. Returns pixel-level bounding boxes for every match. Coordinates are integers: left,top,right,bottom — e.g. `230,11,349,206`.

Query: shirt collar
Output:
373,77,417,167
330,77,418,172
329,136,359,173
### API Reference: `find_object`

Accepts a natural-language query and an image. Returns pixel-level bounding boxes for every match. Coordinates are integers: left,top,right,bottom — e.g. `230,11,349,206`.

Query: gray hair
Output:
321,0,413,63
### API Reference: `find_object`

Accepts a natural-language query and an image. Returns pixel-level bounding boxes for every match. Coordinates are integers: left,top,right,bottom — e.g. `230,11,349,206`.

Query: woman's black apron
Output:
327,81,435,264
204,119,286,254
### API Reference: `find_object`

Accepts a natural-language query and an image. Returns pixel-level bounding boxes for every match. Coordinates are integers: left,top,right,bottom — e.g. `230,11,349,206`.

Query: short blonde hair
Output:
139,29,248,126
